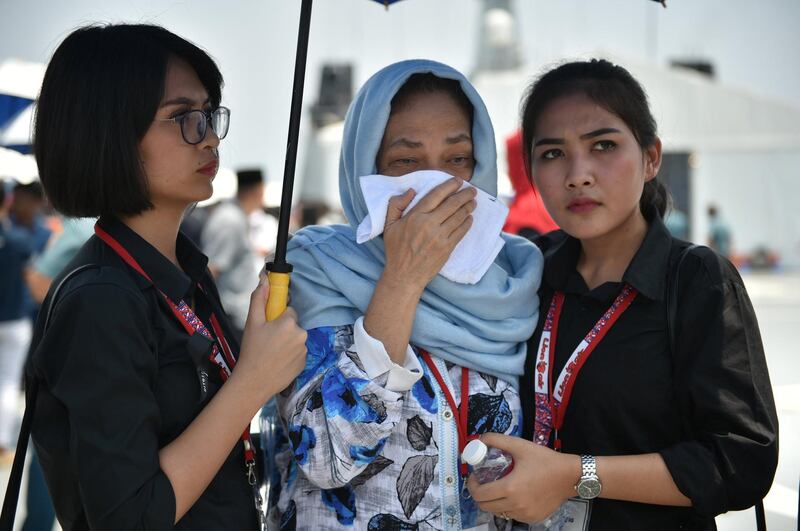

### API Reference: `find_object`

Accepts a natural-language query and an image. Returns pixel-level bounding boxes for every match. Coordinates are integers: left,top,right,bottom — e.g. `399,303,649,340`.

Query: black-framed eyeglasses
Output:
159,106,230,145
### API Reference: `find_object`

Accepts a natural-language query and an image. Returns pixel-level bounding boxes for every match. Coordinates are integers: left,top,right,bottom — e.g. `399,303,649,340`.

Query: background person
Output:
201,168,264,338
25,216,96,303
707,204,732,259
0,183,33,464
9,181,51,256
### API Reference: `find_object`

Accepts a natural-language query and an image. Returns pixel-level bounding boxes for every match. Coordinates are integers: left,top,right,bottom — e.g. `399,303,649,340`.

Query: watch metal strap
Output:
580,454,597,478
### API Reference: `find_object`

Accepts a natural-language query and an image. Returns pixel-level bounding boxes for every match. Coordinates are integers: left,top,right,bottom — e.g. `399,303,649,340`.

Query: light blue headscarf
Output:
287,59,543,387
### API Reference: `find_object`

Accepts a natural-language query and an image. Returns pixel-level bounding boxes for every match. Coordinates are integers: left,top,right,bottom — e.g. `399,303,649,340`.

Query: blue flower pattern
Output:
321,371,381,423
276,325,521,530
288,425,316,465
459,474,479,528
468,393,513,435
411,367,438,414
350,439,388,466
321,485,357,525
295,327,338,389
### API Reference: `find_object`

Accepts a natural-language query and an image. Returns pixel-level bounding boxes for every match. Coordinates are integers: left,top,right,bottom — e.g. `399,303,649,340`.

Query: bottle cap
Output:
461,439,488,465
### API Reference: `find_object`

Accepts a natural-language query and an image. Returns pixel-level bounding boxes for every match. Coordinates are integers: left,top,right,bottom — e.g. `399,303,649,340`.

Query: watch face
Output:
577,477,602,499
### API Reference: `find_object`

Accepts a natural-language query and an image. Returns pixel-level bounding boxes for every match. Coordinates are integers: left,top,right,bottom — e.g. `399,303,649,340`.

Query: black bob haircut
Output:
34,24,223,218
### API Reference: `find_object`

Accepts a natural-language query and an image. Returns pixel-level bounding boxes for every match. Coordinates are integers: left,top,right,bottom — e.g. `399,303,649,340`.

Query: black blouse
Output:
521,217,778,531
26,218,258,531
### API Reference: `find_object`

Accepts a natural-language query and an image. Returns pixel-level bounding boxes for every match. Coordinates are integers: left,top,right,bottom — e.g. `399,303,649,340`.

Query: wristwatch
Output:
575,454,602,499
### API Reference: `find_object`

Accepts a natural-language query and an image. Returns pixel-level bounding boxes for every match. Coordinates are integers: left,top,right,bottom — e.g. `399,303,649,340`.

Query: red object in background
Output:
503,130,559,237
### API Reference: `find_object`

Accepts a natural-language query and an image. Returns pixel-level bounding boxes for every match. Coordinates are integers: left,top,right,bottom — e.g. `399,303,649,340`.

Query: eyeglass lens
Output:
181,108,230,144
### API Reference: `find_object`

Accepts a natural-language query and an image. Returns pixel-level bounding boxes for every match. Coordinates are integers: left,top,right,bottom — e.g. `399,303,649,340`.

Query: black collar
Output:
97,217,209,303
543,215,673,301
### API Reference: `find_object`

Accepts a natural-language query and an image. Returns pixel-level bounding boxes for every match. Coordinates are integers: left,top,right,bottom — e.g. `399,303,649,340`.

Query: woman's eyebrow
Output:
534,127,622,147
445,133,472,145
533,137,563,147
580,127,621,139
386,137,423,150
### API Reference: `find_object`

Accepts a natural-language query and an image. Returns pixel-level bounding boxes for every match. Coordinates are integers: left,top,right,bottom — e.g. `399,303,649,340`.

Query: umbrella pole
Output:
265,0,313,321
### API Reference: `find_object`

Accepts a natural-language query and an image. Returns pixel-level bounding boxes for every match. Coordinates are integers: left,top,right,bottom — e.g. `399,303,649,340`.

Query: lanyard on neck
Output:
94,224,265,523
95,225,237,379
420,350,473,477
533,284,638,450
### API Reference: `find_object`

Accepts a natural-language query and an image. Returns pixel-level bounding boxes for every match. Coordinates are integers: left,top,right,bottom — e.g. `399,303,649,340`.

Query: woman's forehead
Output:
162,58,209,104
535,94,626,137
384,90,470,130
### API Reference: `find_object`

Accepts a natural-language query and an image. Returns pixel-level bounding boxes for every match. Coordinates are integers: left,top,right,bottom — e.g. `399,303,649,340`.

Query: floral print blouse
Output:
275,319,525,531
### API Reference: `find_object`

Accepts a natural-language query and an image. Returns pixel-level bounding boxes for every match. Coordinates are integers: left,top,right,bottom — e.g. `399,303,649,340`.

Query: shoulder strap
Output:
0,263,99,531
666,246,767,531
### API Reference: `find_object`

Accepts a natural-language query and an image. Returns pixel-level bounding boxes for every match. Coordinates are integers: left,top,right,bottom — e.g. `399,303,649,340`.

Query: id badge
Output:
558,498,591,531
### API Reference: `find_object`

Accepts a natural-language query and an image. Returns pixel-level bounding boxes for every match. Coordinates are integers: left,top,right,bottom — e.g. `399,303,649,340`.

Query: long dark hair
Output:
520,59,668,219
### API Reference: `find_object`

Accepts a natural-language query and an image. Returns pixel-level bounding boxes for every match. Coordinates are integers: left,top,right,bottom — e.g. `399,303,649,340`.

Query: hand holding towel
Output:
356,169,508,284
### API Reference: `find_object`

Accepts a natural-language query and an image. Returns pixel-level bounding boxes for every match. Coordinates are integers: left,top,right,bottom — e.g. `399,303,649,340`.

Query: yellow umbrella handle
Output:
265,272,290,321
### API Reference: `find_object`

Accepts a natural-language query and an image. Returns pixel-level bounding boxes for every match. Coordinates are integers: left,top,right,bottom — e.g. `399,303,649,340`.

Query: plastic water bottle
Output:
258,399,280,515
461,439,572,530
528,502,571,530
461,439,513,484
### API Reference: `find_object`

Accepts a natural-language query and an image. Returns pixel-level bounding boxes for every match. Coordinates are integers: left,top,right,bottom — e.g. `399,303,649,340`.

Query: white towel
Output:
356,170,508,284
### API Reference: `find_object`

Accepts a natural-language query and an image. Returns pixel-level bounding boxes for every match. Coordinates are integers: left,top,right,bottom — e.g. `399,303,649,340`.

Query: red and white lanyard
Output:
533,284,638,450
420,350,474,477
94,225,259,482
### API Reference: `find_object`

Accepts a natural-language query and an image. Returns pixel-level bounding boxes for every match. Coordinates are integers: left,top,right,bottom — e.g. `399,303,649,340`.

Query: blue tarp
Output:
0,94,32,130
0,94,34,153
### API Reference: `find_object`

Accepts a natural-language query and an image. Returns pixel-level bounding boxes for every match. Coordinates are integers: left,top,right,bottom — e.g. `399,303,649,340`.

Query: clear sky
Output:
2,0,799,182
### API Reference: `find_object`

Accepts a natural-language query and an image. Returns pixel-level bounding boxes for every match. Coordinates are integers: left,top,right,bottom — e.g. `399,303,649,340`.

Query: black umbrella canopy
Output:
264,0,667,321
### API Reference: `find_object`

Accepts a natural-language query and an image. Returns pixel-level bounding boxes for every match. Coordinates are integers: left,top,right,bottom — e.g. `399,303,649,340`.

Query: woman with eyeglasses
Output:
26,24,307,530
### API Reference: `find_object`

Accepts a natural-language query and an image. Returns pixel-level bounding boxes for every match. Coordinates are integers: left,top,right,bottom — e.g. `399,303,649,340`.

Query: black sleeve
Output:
38,281,176,530
659,249,778,517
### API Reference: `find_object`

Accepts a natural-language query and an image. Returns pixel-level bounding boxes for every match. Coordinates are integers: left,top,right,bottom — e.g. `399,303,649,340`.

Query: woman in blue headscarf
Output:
275,60,543,530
